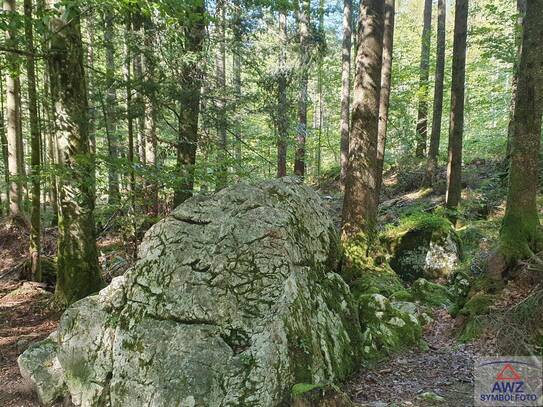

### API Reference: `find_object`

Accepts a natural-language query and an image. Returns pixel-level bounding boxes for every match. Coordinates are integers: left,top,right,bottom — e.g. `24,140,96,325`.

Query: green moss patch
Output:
409,278,454,308
358,294,423,360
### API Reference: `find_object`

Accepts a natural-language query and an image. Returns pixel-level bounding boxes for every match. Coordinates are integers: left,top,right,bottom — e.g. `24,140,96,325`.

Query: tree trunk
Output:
424,0,447,186
294,0,310,177
445,0,469,212
132,12,145,166
375,0,395,200
103,11,120,206
499,0,543,263
341,0,384,240
143,17,158,215
47,0,102,305
415,0,433,158
232,0,242,174
4,0,24,218
173,2,206,206
277,11,288,178
0,68,9,214
504,0,527,166
24,0,41,281
339,0,352,188
215,0,228,190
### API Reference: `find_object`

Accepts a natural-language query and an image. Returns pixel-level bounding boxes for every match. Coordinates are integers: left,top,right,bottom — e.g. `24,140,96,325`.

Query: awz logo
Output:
475,358,542,406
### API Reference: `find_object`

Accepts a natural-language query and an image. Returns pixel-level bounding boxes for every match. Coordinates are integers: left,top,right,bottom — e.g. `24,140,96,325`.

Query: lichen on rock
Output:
18,178,362,407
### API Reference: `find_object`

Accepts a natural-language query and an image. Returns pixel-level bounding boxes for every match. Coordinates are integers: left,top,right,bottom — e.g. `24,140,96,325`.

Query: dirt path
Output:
346,308,477,407
0,279,58,407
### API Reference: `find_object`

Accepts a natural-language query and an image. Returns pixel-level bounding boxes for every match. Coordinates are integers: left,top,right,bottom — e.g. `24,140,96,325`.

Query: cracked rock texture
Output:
18,178,362,406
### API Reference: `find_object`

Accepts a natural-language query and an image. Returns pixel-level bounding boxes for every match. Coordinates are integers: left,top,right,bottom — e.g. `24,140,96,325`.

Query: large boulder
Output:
18,178,362,407
384,213,461,281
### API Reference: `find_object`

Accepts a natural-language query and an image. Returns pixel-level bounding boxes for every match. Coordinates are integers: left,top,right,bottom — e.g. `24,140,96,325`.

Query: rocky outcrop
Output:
18,178,362,407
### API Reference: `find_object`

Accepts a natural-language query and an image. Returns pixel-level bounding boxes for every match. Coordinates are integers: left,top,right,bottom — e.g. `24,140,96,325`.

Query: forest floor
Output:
0,160,535,407
346,309,477,407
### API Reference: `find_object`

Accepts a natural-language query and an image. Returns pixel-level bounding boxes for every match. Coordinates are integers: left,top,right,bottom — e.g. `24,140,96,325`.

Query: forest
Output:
0,0,542,405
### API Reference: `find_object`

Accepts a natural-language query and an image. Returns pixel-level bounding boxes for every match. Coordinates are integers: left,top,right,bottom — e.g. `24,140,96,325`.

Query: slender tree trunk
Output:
86,13,96,155
294,0,310,177
132,12,145,166
375,0,395,200
143,17,158,215
215,0,227,190
339,0,352,188
104,11,120,206
445,0,469,213
277,11,288,178
415,0,433,158
125,15,136,215
504,0,527,166
173,1,206,206
232,0,242,174
4,0,24,219
0,68,9,213
424,0,447,186
24,0,41,281
47,0,102,305
498,0,543,264
341,0,384,240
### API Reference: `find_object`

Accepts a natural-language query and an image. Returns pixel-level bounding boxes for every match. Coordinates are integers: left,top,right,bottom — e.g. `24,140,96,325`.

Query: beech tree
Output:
341,0,384,240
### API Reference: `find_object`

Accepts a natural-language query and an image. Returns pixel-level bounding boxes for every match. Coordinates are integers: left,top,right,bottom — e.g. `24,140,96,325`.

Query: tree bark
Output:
294,0,310,177
232,0,242,173
504,0,527,166
424,0,447,186
445,0,469,212
173,1,206,206
341,0,384,240
47,0,102,305
104,11,120,206
143,17,158,215
24,0,41,281
4,0,24,218
375,0,395,200
339,0,352,188
215,0,228,190
277,11,288,178
499,0,543,263
415,0,433,158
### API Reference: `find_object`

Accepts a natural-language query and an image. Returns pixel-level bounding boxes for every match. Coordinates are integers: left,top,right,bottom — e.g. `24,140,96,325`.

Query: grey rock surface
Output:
19,178,362,406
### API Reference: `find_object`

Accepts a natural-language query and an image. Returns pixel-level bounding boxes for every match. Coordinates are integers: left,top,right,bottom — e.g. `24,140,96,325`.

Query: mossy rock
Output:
383,212,461,282
410,278,454,308
459,292,494,317
358,294,423,360
448,270,472,302
341,233,405,298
